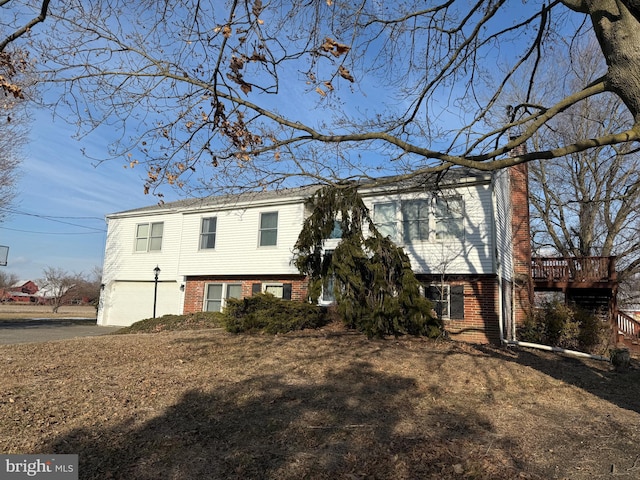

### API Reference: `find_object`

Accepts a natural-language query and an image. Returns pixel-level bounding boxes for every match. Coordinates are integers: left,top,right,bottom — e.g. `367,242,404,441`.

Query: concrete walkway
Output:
0,318,122,345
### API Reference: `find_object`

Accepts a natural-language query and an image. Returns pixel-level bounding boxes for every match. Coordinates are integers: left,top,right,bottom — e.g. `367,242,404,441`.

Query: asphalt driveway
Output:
0,318,122,345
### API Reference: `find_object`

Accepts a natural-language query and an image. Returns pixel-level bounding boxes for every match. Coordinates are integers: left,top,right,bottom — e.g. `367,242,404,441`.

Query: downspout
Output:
491,172,505,346
504,339,610,362
496,169,610,363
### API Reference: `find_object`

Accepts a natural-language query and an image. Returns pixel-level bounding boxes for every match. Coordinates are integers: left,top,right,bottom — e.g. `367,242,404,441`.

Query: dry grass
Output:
0,304,96,319
2,325,640,479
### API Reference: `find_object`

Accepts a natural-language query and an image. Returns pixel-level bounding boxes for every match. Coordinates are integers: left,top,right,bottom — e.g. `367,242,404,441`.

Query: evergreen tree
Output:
294,184,441,338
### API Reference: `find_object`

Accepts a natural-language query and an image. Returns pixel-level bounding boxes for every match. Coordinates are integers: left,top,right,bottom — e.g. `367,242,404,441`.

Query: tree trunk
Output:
572,1,640,123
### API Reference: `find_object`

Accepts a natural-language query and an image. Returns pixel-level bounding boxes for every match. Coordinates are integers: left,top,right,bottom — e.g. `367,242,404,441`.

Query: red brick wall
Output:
420,275,501,344
183,275,308,313
509,164,534,326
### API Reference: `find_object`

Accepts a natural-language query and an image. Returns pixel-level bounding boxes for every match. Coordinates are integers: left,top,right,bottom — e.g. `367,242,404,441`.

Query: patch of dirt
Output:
1,328,640,479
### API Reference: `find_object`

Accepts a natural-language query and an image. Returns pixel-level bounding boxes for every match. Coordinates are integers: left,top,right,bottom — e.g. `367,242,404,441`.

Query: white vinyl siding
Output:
362,184,493,275
493,169,514,281
177,203,304,276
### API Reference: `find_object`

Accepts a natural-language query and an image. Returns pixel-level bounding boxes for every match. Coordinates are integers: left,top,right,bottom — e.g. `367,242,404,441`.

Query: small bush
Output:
116,311,225,334
518,300,610,354
222,293,329,334
575,307,611,355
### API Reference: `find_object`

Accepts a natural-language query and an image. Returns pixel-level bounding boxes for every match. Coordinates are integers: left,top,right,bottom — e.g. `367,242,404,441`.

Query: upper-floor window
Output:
200,217,217,249
259,212,278,246
435,196,464,240
373,202,397,240
402,199,430,242
328,220,343,239
135,222,163,252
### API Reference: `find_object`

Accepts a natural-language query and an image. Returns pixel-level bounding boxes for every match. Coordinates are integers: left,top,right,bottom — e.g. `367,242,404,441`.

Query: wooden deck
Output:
532,256,617,291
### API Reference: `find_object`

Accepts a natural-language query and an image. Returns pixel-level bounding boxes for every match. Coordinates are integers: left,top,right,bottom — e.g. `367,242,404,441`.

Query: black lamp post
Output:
153,265,160,318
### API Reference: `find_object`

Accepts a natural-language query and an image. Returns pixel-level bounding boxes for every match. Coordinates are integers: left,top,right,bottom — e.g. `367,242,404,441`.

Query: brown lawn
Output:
1,326,639,479
0,304,96,319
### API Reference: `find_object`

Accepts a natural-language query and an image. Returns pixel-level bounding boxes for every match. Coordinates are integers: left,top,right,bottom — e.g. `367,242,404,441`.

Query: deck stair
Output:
616,311,640,353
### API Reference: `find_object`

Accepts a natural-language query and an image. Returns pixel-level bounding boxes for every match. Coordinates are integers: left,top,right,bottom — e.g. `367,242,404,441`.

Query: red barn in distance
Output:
1,280,43,303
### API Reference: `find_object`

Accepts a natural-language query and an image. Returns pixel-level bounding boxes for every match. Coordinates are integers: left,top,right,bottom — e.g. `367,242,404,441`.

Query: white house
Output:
97,166,532,344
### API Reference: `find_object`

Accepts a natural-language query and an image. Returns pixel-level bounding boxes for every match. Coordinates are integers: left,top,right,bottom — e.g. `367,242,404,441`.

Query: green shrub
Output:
518,300,610,354
222,293,329,334
575,307,611,355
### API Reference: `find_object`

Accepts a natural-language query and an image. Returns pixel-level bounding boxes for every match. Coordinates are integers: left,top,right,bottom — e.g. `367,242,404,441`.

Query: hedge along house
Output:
97,166,533,344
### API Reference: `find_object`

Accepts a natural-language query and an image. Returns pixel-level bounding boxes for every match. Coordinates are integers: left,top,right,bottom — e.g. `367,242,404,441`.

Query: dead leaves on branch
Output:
321,38,354,81
0,51,27,100
314,37,354,94
321,37,350,57
338,65,354,82
227,51,267,95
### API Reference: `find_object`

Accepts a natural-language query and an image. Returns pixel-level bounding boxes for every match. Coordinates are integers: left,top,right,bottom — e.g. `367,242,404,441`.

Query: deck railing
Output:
531,256,617,283
617,311,640,339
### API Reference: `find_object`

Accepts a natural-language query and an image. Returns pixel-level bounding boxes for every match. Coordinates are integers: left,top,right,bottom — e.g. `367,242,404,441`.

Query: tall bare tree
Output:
0,53,29,219
524,39,640,303
0,1,46,218
3,1,639,196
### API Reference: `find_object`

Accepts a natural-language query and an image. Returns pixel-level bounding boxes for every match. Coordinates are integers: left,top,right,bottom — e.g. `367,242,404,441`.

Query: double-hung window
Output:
373,202,397,240
425,284,464,320
200,217,217,249
401,199,429,242
426,284,450,319
135,222,163,252
321,250,336,304
259,212,278,246
434,196,464,240
205,283,242,312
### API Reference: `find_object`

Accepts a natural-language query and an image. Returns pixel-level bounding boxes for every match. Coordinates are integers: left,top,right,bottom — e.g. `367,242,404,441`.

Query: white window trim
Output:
134,222,164,252
262,283,284,298
401,199,430,243
319,249,336,305
373,202,398,241
204,282,243,312
258,211,278,247
199,216,217,250
434,196,465,242
426,283,450,319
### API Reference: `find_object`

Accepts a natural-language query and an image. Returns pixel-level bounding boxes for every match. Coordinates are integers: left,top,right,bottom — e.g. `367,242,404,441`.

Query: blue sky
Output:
0,1,588,283
0,105,177,282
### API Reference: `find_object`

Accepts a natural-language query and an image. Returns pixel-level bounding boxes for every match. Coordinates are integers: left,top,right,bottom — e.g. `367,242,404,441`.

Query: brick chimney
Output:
509,146,534,327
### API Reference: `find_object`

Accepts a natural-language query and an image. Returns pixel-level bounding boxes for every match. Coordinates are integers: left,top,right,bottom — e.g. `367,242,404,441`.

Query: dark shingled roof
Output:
108,168,492,218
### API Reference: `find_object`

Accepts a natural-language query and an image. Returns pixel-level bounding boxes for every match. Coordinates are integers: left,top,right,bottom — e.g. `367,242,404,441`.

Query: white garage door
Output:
101,281,181,326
